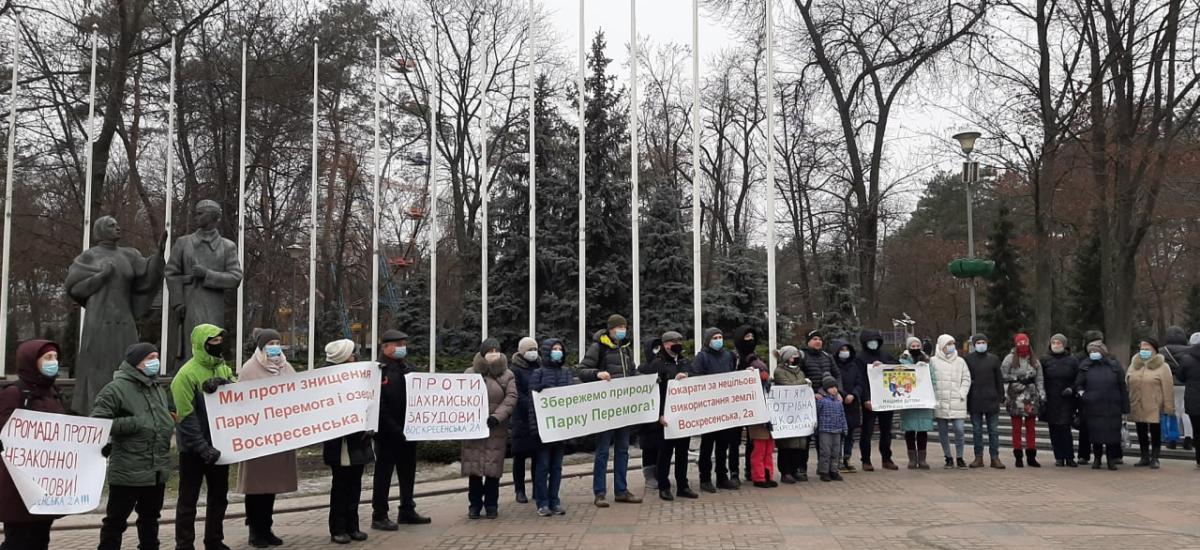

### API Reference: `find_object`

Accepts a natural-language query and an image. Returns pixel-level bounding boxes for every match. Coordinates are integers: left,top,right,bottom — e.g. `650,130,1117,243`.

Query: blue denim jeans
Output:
593,427,630,496
971,412,1001,459
534,443,565,509
937,418,966,459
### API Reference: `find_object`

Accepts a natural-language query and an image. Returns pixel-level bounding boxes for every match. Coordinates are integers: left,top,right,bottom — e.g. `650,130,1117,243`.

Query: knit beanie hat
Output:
607,314,628,329
821,375,838,390
325,339,355,364
805,329,823,342
518,337,539,353
124,343,157,367
255,328,282,350
1083,330,1105,343
1049,333,1067,346
778,346,801,365
1087,341,1108,355
970,333,988,344
1141,337,1160,350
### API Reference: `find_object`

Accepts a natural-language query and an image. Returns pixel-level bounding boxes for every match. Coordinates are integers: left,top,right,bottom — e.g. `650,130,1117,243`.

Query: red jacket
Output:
0,340,67,523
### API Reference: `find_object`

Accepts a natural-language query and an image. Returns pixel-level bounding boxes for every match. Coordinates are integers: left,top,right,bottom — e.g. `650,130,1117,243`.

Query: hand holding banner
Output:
532,376,659,443
205,361,380,464
403,372,489,440
768,384,817,438
866,363,936,412
0,410,112,514
663,370,768,439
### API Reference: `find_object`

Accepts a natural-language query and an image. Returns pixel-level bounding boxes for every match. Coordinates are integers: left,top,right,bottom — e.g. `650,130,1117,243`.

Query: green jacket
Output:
91,362,175,486
169,324,234,453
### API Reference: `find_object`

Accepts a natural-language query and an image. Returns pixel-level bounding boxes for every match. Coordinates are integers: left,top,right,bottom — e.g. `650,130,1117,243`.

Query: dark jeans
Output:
642,425,662,471
98,484,165,550
1093,443,1121,463
329,465,365,536
2,521,52,550
698,427,741,483
176,451,229,550
842,425,857,460
593,427,631,496
1192,415,1200,464
535,443,565,509
467,476,500,511
656,437,691,491
1048,423,1075,461
512,452,532,496
244,494,277,534
860,409,895,463
1136,422,1162,455
970,412,1002,458
372,439,418,520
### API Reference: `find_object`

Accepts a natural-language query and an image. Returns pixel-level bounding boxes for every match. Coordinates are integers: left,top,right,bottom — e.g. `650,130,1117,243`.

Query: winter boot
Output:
1150,449,1161,470
956,457,968,469
1025,449,1041,468
1092,456,1102,469
1185,437,1194,450
991,456,1006,469
943,456,954,469
1013,449,1024,468
906,448,918,469
840,458,857,473
917,450,931,470
1134,449,1152,467
644,465,659,490
969,456,984,468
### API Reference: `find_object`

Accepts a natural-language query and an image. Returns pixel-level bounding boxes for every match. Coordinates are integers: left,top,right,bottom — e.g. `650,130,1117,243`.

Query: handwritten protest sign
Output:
663,370,769,439
403,372,489,440
532,376,659,443
768,384,817,438
0,410,112,514
867,363,936,412
205,361,380,464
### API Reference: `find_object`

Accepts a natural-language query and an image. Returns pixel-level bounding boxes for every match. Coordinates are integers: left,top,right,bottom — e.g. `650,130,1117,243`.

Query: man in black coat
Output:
692,327,740,492
639,331,699,501
831,339,863,472
1177,334,1200,463
857,329,899,471
371,330,431,530
1074,329,1106,462
965,334,1006,469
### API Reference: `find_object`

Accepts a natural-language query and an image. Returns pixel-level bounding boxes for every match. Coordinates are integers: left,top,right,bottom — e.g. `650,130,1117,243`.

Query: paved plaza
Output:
46,448,1200,550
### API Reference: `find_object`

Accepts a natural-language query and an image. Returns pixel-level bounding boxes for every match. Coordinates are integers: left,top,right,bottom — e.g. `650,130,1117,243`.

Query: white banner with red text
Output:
531,376,660,443
205,361,381,464
403,372,489,440
0,410,112,514
663,370,769,439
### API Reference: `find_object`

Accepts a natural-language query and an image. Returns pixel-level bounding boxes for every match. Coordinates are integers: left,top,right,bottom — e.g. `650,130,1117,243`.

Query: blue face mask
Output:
975,343,988,353
1089,352,1102,361
1139,349,1153,360
550,350,564,362
143,359,161,377
393,346,408,359
614,330,627,342
265,344,283,358
40,360,59,378
711,339,724,351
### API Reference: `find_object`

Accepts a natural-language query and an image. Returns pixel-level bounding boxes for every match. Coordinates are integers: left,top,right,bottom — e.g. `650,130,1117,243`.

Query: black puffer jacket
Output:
800,347,839,392
1162,326,1190,384
831,339,863,428
578,330,636,381
855,329,896,402
1039,346,1079,426
509,353,539,454
692,327,736,376
1176,344,1200,416
965,349,1004,414
638,342,693,417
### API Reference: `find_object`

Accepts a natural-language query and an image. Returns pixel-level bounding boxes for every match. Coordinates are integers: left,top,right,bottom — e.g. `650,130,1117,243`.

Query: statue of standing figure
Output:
66,216,166,414
165,200,243,362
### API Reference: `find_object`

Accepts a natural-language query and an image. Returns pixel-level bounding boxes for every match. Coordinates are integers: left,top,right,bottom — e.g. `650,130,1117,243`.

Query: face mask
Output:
867,341,879,351
143,359,161,377
668,343,683,355
1139,349,1153,360
204,341,226,359
944,346,956,356
711,339,724,351
265,344,283,358
524,350,539,362
1089,352,1102,361
975,343,988,353
613,329,627,342
39,360,59,378
550,350,564,362
735,339,757,355
486,352,503,362
838,350,851,360
393,346,408,359
1051,344,1064,354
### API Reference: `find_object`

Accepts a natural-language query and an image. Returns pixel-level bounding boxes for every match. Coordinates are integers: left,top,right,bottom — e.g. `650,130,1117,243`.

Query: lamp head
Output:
952,131,982,155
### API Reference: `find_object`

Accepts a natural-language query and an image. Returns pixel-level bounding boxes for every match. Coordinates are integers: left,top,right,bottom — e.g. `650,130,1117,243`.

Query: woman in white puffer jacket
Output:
932,334,972,469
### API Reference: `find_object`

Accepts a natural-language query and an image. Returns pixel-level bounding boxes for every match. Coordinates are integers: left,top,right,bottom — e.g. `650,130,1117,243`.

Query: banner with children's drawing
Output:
768,385,817,438
867,364,936,411
0,410,112,514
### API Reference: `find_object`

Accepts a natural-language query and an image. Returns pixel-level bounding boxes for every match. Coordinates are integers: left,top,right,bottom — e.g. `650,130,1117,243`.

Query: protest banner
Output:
866,363,936,412
205,361,380,464
663,370,769,439
531,376,659,443
0,410,112,514
768,384,817,438
403,372,489,440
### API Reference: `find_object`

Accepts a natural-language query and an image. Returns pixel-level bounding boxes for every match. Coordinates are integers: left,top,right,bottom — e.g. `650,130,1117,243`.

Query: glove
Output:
766,422,774,432
0,440,4,452
101,443,112,458
1061,387,1074,397
486,416,499,428
199,446,222,465
202,378,231,394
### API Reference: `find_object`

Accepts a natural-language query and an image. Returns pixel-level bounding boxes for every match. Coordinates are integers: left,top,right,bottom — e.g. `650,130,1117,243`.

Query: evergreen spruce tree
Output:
982,205,1029,348
818,250,859,341
1066,227,1104,345
707,247,767,335
1184,283,1200,335
640,178,692,337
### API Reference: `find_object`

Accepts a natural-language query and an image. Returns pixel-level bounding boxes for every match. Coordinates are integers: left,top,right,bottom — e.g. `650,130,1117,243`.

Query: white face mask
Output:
838,350,851,360
867,341,879,351
523,350,539,362
975,343,988,353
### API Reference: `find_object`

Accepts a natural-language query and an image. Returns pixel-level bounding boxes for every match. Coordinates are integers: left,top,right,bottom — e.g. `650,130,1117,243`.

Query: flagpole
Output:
308,39,318,370
629,0,640,366
1,23,22,375
429,24,440,373
691,0,702,347
371,32,381,361
527,0,537,339
79,23,98,331
480,55,490,341
236,39,247,367
159,32,177,362
765,0,777,371
577,0,586,359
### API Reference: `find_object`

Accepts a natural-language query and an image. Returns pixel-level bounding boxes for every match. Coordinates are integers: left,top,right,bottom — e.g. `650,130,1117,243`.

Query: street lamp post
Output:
952,131,981,337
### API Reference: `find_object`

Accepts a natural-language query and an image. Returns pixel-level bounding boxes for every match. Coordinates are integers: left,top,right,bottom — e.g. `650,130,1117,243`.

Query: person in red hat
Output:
1002,333,1045,467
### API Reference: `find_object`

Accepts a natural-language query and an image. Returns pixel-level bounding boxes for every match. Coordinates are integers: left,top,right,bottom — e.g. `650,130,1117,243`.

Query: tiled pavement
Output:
45,450,1200,549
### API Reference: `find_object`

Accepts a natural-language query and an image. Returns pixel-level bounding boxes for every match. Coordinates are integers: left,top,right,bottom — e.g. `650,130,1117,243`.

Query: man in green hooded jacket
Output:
170,324,236,550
